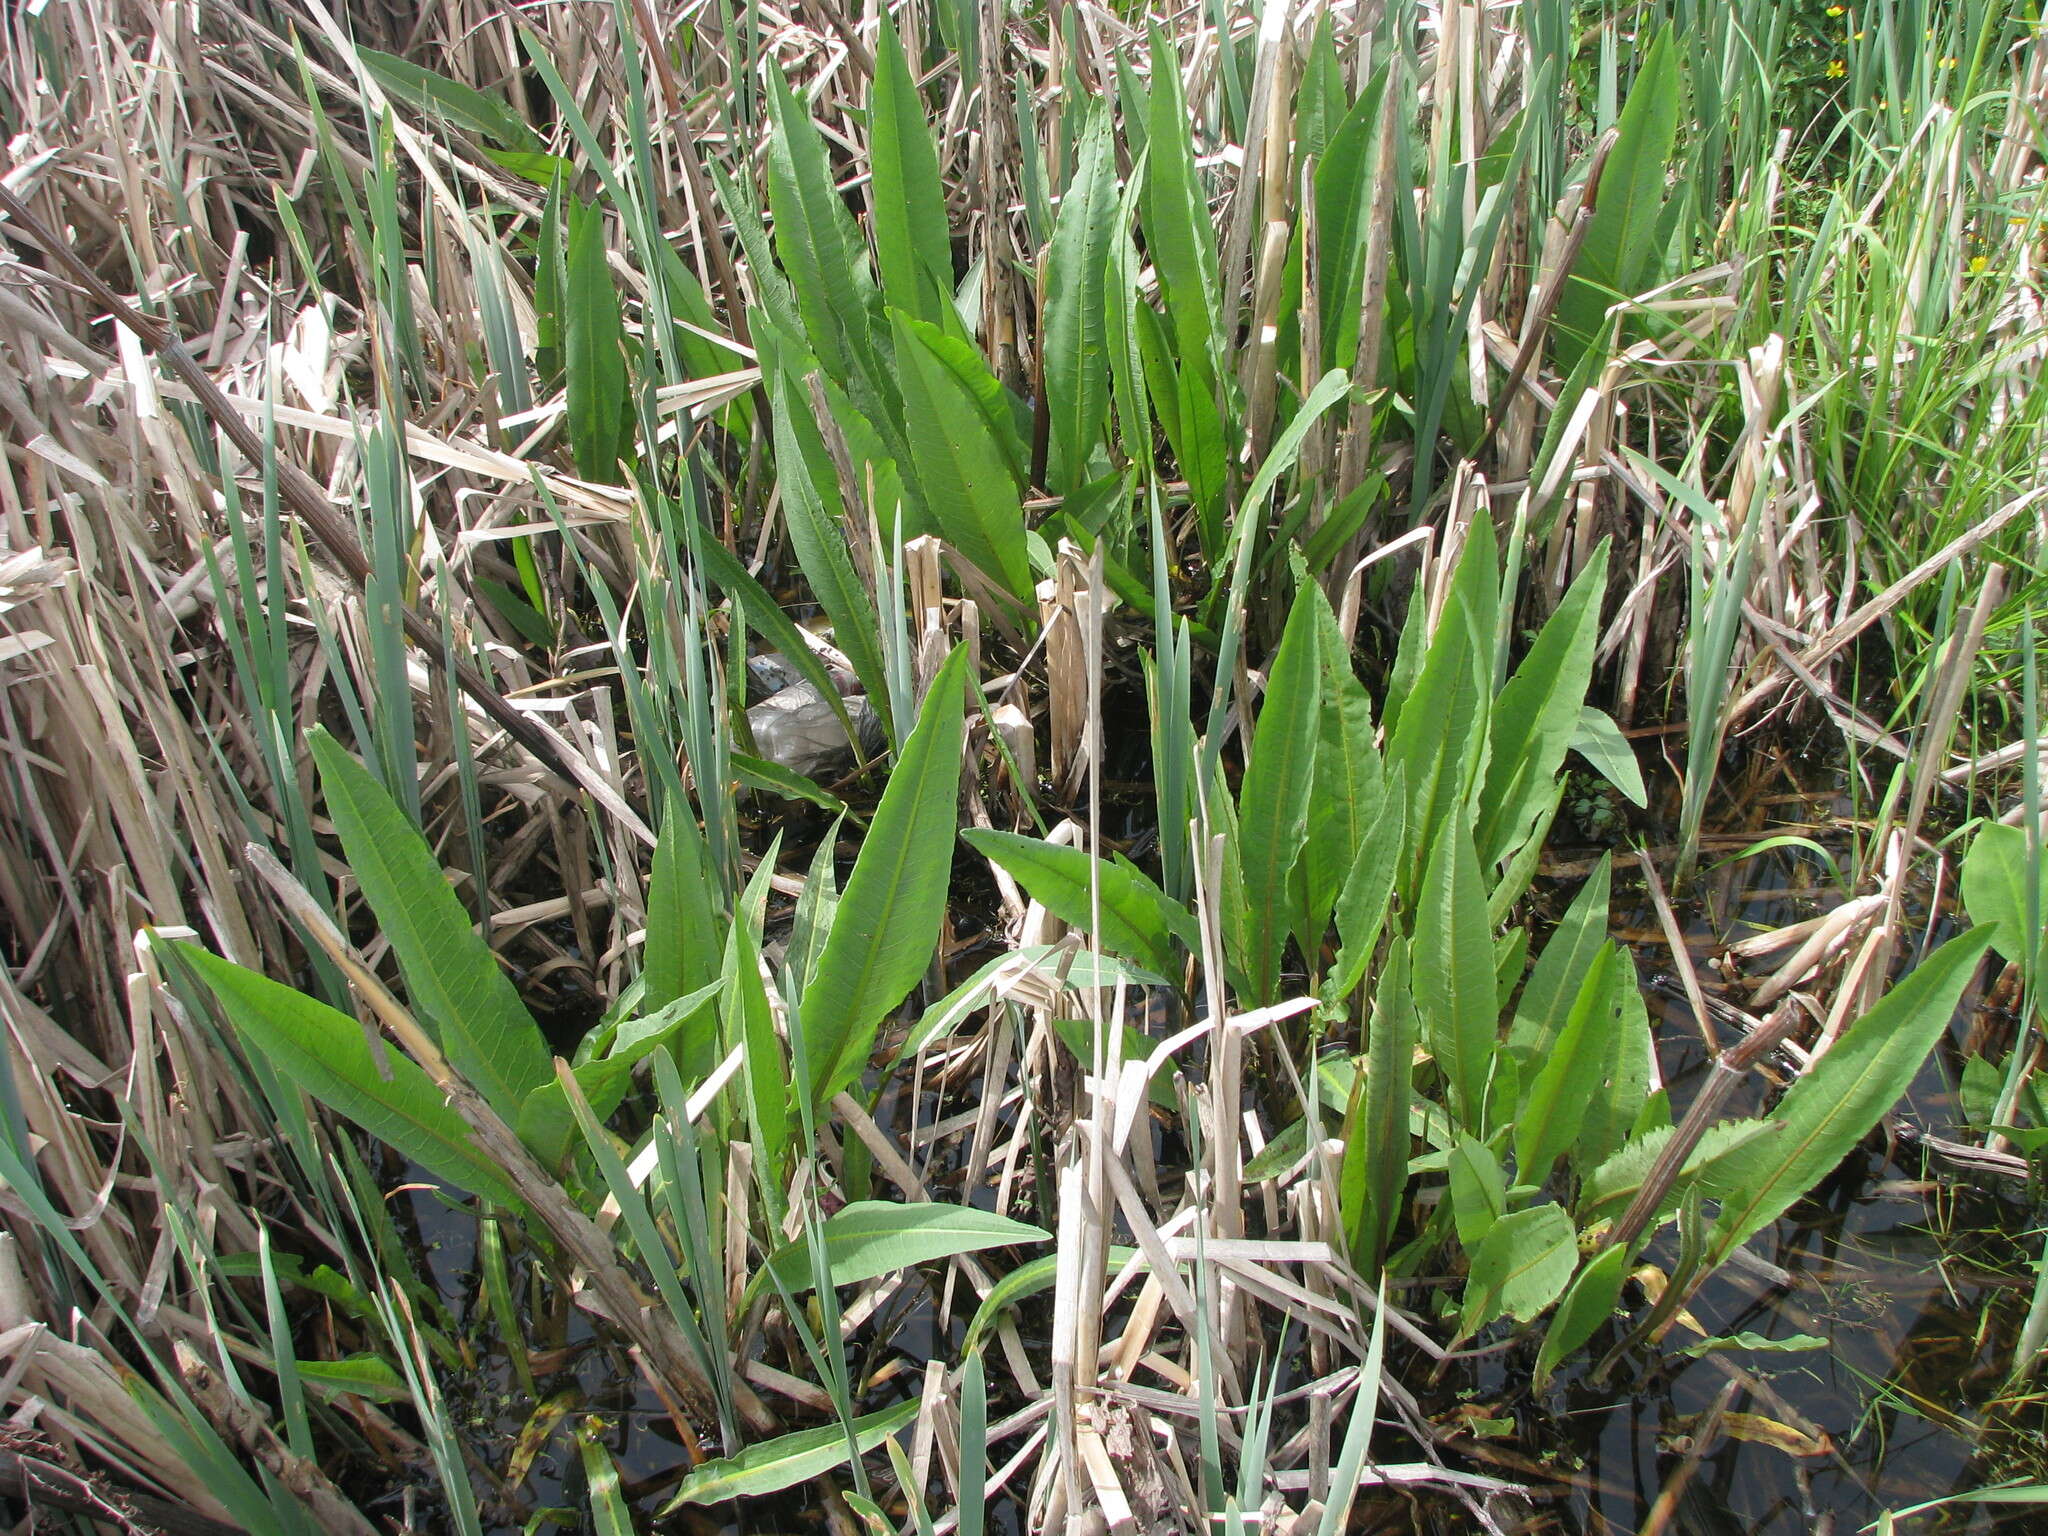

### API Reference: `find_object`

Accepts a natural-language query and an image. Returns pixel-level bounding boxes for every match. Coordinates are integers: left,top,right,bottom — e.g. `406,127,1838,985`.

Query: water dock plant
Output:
0,0,2044,1529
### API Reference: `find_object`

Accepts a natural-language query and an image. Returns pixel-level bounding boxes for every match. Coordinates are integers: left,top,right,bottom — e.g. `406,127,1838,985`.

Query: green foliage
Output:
800,646,971,1106
167,942,523,1209
759,1201,1051,1293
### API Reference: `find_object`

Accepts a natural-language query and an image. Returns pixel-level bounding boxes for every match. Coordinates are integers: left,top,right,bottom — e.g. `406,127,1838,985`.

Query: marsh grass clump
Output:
0,0,2045,1529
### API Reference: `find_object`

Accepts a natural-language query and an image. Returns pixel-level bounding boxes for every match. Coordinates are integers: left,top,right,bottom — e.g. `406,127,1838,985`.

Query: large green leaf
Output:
1345,941,1417,1273
890,311,1032,598
1507,854,1611,1070
730,917,791,1177
1962,823,2045,981
1239,584,1325,1002
767,363,893,740
868,12,954,330
1513,944,1618,1184
1552,34,1682,372
644,798,719,1015
563,196,630,483
664,1400,918,1508
961,829,1195,975
1140,25,1219,370
1474,543,1609,868
801,647,969,1105
1307,71,1388,370
1571,705,1648,808
1298,589,1383,963
1577,1117,1781,1226
169,943,520,1209
1461,1201,1576,1334
1043,105,1118,495
766,66,876,384
1705,928,1996,1263
1412,815,1499,1128
1534,1243,1628,1387
1385,529,1495,890
515,986,717,1167
356,47,542,152
1325,764,1405,1004
762,1200,1051,1294
309,730,549,1120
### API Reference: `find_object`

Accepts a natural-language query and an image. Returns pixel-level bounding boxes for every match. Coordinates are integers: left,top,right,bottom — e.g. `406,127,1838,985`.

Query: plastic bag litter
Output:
746,679,884,779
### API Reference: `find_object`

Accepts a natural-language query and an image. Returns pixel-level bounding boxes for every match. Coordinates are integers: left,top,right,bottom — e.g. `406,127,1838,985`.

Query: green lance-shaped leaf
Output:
1324,772,1405,1004
1386,528,1495,891
766,65,877,385
1474,542,1610,869
1962,823,2046,982
1507,854,1612,1072
1344,940,1418,1273
1576,1117,1781,1226
356,47,543,153
890,311,1033,599
1412,813,1499,1129
760,1200,1052,1294
1448,1134,1508,1249
1140,24,1219,370
1514,943,1619,1184
1575,963,1652,1171
730,918,791,1177
1534,1243,1629,1387
1239,583,1326,1002
644,797,720,1013
1043,104,1119,495
961,829,1196,976
168,942,522,1209
1297,587,1384,964
1572,705,1648,808
515,986,717,1167
1552,33,1682,373
801,646,970,1106
1705,928,1996,1265
563,196,630,483
767,365,894,741
1460,1201,1577,1336
664,1400,919,1508
868,10,954,330
309,729,550,1119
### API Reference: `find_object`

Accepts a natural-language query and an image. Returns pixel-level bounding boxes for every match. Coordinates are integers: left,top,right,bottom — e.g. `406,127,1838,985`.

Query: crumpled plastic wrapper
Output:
746,674,885,780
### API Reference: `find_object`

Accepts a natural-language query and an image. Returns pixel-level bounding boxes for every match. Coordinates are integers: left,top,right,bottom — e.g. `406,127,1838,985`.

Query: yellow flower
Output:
1969,255,1989,274
1939,56,1958,67
1825,4,1845,13
1826,58,1846,77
